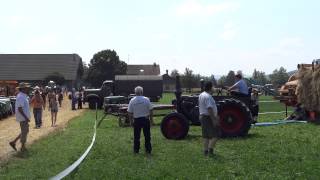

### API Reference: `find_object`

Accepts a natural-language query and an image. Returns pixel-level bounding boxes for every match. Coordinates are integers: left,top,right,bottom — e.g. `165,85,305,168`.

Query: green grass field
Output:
1,94,319,179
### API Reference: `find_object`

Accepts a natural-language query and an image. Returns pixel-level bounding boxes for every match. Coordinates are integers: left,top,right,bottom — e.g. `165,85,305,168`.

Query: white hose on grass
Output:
259,111,293,115
50,104,98,180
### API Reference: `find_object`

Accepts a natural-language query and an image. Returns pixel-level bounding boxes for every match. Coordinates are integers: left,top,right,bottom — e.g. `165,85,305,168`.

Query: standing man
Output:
9,82,31,152
71,88,77,110
77,91,83,109
228,71,249,97
127,86,153,155
30,89,45,128
199,81,219,156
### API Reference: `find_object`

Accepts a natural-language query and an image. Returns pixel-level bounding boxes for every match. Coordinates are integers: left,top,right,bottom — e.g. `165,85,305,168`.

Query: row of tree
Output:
74,49,290,89
169,67,289,90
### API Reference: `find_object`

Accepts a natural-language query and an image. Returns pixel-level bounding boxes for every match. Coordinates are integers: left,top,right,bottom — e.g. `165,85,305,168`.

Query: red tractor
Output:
160,76,256,139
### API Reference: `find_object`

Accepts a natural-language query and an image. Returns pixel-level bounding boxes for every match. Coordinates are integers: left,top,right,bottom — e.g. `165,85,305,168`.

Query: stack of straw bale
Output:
297,65,320,111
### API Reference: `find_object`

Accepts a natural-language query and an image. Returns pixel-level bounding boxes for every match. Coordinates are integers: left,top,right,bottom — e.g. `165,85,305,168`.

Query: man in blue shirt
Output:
228,72,249,97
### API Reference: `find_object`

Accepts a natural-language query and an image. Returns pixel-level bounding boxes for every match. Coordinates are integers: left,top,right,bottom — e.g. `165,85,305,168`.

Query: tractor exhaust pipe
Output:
175,75,182,113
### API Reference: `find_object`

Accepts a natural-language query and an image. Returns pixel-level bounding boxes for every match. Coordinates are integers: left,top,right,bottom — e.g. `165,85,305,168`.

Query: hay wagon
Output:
275,60,320,121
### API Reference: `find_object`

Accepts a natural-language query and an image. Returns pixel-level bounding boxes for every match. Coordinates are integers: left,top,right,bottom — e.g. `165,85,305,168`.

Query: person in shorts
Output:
9,82,31,152
199,81,220,156
49,91,58,127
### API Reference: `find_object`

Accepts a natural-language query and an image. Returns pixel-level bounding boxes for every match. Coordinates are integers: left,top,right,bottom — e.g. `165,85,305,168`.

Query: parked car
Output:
0,97,13,119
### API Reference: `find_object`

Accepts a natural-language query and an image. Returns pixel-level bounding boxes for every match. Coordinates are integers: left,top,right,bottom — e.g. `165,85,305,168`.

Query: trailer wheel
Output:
161,112,189,140
218,99,252,137
118,114,130,127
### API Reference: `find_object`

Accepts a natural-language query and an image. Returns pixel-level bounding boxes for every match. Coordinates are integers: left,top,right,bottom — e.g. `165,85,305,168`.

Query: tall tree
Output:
225,70,236,86
78,60,84,79
87,49,127,87
269,67,289,88
218,76,227,87
80,62,89,85
251,69,268,85
170,69,179,77
181,68,195,91
210,75,218,87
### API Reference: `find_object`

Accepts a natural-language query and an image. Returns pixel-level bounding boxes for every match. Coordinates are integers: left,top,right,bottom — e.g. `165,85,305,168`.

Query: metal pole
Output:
286,104,288,117
96,103,98,121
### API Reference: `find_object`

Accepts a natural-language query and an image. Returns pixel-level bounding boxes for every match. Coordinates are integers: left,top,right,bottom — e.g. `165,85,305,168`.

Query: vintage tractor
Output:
161,76,256,139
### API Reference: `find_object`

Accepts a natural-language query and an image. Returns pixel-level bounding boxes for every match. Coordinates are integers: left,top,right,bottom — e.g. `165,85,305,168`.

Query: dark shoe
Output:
9,142,17,151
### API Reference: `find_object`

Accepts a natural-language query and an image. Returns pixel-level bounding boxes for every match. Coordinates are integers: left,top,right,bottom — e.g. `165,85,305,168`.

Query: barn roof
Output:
0,54,82,81
126,64,160,75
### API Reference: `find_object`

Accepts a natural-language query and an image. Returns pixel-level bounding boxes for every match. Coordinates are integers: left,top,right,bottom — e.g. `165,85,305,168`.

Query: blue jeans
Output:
33,108,42,127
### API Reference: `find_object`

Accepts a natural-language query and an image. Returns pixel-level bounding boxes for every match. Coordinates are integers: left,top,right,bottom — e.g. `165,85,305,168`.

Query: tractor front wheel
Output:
161,112,189,140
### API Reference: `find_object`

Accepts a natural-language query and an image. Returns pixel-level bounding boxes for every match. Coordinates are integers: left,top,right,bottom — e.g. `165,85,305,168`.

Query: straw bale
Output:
311,66,320,111
297,65,320,111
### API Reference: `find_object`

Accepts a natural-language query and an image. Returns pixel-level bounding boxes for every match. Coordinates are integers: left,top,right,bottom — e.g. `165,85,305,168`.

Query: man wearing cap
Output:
228,71,249,97
199,81,220,156
9,82,31,152
127,86,153,155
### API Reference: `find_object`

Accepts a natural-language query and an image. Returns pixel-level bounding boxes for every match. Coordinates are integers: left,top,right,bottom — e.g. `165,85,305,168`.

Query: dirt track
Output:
0,97,85,162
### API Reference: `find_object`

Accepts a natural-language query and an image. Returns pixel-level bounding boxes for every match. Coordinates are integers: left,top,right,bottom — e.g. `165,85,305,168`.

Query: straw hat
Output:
18,82,31,89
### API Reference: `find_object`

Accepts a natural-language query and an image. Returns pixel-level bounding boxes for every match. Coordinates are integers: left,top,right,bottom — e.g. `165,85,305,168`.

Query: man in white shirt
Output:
128,86,153,154
199,81,219,156
9,82,31,152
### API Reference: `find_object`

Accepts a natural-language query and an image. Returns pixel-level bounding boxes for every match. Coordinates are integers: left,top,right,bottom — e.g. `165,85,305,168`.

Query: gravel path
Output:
0,97,86,162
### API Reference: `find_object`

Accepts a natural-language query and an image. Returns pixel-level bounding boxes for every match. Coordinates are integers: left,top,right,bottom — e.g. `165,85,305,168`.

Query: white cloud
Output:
220,22,237,40
175,0,239,17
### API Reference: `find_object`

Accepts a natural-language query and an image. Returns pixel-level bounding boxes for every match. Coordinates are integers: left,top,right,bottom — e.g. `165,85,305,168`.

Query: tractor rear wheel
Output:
218,99,252,137
161,112,189,140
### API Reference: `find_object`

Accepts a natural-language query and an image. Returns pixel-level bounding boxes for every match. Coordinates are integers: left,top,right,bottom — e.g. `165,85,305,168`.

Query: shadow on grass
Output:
224,133,265,141
181,133,264,142
97,114,107,128
13,151,30,159
210,153,225,162
185,134,202,140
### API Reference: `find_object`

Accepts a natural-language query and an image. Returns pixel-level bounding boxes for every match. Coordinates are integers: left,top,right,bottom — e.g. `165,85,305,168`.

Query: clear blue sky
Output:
0,0,319,76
